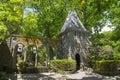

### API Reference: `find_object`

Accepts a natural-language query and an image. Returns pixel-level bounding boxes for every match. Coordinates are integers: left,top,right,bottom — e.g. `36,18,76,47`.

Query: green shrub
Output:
99,53,114,60
17,60,27,73
92,60,120,72
0,78,8,80
50,59,76,71
38,46,46,66
113,53,120,60
0,72,5,78
91,53,120,60
0,72,8,80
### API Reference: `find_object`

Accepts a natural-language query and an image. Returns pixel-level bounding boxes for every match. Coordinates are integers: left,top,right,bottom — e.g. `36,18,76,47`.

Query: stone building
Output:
0,34,56,72
58,11,90,69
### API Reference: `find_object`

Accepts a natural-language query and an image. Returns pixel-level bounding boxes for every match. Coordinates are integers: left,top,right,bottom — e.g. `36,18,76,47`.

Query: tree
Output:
0,0,25,42
33,0,68,59
21,8,38,36
108,0,120,41
1,0,120,58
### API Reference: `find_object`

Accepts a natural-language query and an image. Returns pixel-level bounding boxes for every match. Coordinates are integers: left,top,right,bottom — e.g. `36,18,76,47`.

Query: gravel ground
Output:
2,70,120,80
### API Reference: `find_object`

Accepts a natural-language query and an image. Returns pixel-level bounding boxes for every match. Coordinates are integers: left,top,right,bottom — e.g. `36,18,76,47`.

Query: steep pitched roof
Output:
59,10,87,36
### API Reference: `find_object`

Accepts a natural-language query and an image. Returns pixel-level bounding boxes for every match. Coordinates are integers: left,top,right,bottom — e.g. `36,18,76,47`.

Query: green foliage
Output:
0,25,8,41
0,72,8,80
91,53,120,61
0,0,24,42
90,33,105,47
90,30,120,61
38,46,46,66
108,0,120,27
0,0,119,41
50,59,76,71
113,53,120,60
17,60,27,73
22,9,38,36
1,0,120,62
92,60,120,75
0,78,8,80
33,0,68,38
0,72,5,78
91,44,120,60
0,0,119,42
91,54,112,61
111,27,120,41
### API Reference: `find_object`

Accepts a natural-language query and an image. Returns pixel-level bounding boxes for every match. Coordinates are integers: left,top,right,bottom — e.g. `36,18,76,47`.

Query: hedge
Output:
50,59,76,71
91,60,120,75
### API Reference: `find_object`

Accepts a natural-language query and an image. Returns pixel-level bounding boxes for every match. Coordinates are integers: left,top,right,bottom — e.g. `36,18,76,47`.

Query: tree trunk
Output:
45,25,54,60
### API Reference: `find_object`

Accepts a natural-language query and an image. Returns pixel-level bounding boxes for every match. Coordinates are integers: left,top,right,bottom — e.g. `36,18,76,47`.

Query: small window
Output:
75,31,77,36
17,44,23,52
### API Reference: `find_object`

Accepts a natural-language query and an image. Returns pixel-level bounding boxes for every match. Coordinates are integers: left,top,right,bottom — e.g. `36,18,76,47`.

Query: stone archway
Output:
15,43,25,59
27,45,37,67
5,34,57,72
75,54,80,70
11,43,25,71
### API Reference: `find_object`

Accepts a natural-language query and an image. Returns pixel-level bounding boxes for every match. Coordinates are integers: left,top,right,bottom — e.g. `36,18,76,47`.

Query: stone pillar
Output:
35,52,38,67
24,48,27,62
33,46,38,67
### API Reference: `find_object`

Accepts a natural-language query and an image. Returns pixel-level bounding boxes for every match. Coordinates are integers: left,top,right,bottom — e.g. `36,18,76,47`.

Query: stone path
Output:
2,70,120,80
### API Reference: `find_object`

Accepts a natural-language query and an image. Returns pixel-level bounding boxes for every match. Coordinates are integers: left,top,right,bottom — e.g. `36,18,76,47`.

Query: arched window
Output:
17,44,24,53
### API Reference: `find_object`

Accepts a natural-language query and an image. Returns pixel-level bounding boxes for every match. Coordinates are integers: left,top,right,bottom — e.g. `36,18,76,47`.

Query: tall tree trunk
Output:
45,25,54,60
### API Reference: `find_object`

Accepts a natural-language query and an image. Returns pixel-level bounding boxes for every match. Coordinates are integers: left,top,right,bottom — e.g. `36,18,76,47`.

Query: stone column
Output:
24,48,27,62
35,52,38,67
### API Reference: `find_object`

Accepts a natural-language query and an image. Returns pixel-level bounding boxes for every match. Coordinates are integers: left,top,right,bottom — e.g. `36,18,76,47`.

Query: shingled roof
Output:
59,10,87,36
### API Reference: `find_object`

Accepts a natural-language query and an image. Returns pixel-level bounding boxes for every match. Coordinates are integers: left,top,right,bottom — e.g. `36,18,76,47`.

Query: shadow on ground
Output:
3,74,77,80
3,74,55,80
81,77,104,80
80,76,120,80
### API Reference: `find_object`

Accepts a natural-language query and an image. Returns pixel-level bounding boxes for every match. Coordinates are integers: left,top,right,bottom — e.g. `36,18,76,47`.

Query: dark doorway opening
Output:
75,54,80,70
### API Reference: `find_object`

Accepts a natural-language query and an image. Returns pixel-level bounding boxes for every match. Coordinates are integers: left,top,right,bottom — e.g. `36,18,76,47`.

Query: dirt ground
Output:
2,70,120,80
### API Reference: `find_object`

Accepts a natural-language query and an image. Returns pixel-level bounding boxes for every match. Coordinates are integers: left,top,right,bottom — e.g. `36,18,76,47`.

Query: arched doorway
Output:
75,54,80,70
16,43,24,61
12,43,25,71
15,43,25,63
27,45,37,67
